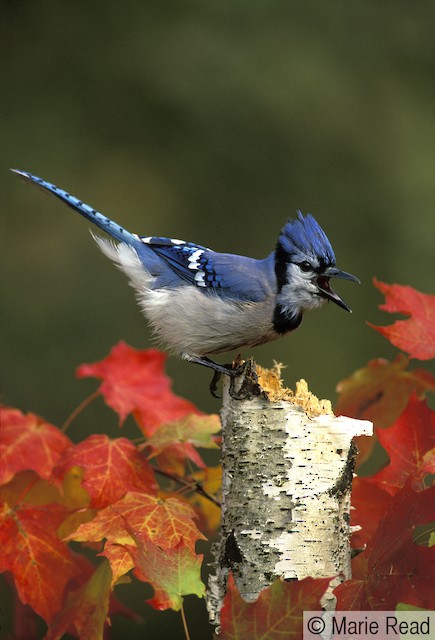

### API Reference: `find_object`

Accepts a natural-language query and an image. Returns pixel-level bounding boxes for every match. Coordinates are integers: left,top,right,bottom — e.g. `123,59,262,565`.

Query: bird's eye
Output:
299,261,312,273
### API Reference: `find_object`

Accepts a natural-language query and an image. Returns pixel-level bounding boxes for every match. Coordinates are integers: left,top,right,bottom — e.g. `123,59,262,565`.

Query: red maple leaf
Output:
127,538,205,611
369,395,435,495
0,407,71,485
53,434,158,508
335,355,435,429
336,483,435,610
337,541,435,612
336,356,435,469
46,559,112,640
367,483,435,575
66,490,205,552
76,342,201,435
369,280,435,360
220,574,331,640
0,501,81,623
350,477,392,549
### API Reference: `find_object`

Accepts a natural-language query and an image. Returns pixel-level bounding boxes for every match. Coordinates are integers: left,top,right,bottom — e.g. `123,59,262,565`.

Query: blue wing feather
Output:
138,237,208,283
136,236,275,301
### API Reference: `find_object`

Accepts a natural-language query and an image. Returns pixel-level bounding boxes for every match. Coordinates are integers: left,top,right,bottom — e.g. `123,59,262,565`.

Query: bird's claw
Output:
209,358,260,400
209,370,222,398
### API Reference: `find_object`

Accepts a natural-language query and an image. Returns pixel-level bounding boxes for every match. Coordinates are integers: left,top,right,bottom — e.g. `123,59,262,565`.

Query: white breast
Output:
139,286,278,356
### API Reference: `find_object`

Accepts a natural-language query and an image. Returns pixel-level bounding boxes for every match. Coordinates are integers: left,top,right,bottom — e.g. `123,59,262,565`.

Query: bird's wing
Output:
138,237,275,302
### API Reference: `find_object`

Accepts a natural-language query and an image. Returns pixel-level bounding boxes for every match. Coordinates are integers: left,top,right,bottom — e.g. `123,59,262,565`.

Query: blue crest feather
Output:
278,211,336,267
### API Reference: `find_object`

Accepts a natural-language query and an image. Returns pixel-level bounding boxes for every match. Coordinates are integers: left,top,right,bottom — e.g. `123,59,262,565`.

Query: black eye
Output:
299,261,312,273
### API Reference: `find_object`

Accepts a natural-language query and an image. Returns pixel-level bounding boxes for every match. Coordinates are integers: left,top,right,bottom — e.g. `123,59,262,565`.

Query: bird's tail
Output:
12,169,138,245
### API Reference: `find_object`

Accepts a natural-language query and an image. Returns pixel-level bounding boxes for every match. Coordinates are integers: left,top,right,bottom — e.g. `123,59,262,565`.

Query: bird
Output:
13,169,360,393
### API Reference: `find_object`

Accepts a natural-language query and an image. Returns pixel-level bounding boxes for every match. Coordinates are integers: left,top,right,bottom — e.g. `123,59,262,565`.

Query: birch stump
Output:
207,360,373,627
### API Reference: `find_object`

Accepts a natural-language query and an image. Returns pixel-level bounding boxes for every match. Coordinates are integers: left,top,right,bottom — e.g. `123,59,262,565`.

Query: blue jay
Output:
13,169,359,390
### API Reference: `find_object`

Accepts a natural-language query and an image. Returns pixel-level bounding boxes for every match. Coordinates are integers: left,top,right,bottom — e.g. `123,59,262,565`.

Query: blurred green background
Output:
1,1,435,638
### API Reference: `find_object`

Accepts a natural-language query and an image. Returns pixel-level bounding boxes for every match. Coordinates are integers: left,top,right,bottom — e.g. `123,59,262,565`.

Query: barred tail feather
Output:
12,169,138,245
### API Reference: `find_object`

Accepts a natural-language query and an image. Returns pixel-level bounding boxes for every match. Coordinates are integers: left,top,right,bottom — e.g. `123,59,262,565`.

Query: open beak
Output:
316,267,360,313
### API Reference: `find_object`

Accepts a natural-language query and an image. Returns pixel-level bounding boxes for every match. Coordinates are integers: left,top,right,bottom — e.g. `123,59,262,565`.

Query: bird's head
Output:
274,212,360,322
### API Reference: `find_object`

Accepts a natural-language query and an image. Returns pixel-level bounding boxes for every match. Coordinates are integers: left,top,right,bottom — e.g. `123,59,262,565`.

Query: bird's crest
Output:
278,211,336,268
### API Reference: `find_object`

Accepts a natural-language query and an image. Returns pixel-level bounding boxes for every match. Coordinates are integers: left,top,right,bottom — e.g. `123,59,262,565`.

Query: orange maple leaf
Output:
53,434,158,508
0,501,81,623
0,407,71,485
369,280,435,360
98,543,134,588
66,490,205,552
76,342,201,435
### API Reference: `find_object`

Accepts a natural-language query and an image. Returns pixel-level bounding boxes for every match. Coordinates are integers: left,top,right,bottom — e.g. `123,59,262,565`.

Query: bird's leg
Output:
181,353,238,398
181,353,254,399
181,353,240,376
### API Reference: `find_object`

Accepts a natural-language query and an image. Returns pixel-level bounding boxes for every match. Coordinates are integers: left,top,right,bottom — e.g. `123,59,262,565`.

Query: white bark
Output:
207,363,372,626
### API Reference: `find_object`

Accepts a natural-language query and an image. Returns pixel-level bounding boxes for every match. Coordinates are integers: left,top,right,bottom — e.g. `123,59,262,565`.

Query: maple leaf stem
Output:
154,467,222,508
180,602,191,640
61,390,100,432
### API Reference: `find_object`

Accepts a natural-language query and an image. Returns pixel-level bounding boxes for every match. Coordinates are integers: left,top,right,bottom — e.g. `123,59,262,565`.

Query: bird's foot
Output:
181,353,261,400
209,358,249,399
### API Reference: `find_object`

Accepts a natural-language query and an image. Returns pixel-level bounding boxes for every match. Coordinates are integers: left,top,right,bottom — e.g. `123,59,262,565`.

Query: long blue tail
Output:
12,169,138,245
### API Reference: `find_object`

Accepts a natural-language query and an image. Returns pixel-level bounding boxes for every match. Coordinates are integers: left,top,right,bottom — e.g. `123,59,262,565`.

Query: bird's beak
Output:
316,267,360,313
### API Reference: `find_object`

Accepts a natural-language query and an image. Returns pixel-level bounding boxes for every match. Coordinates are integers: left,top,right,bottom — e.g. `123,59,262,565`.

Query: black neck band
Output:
273,304,302,335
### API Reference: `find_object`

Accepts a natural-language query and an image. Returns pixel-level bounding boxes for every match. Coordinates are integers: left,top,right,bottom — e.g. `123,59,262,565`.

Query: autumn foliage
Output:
1,280,434,639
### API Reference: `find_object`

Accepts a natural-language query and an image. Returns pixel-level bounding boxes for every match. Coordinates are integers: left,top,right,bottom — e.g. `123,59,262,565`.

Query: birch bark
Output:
207,363,372,626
